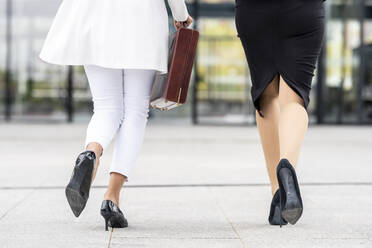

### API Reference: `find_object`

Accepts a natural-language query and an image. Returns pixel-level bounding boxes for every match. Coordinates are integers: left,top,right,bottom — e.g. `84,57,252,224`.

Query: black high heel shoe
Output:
65,151,96,217
276,159,303,226
101,200,128,231
268,189,288,226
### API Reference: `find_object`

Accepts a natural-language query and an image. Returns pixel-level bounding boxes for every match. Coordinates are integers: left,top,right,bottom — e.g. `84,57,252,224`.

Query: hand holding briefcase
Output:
150,27,199,111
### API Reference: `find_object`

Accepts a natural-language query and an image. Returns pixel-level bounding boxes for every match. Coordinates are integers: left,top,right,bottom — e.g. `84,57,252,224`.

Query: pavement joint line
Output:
206,187,246,248
0,188,37,222
312,238,370,240
0,182,372,190
0,179,48,222
112,237,240,240
108,228,113,248
367,232,372,241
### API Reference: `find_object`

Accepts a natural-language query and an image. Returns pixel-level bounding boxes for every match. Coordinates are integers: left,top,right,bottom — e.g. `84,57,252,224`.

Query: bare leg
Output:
278,77,308,167
86,142,103,182
104,173,127,206
256,75,281,195
85,142,126,206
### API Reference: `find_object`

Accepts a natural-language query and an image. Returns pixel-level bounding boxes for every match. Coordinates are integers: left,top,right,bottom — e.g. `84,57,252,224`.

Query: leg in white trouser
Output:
109,69,156,178
84,65,125,151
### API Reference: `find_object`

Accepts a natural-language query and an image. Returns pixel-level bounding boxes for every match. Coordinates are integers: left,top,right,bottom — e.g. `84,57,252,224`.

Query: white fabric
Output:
39,0,189,73
84,65,156,178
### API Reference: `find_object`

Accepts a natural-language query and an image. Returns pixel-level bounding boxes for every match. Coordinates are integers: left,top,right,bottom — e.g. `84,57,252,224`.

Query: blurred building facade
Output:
0,0,371,124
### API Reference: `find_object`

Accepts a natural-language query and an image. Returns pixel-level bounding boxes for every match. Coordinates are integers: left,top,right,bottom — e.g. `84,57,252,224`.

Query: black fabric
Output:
235,0,325,115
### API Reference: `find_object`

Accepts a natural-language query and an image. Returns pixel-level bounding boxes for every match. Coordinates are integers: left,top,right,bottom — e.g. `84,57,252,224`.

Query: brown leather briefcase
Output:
150,27,199,111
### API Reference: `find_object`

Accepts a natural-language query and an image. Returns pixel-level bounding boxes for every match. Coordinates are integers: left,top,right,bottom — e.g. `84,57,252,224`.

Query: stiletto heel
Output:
276,159,303,225
104,218,109,231
100,200,128,231
268,189,287,226
65,151,96,217
279,192,282,228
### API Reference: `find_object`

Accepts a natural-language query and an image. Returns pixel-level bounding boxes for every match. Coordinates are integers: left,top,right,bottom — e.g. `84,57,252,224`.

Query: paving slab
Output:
1,124,371,188
112,187,237,240
110,237,243,248
0,190,33,219
208,186,372,248
0,189,111,248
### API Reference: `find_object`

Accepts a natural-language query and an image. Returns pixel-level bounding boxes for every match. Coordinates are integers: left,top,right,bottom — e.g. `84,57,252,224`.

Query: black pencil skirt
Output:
235,0,325,116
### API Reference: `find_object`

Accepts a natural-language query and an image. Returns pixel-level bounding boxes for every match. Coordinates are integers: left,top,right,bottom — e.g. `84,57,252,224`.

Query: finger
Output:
185,17,193,27
182,21,189,28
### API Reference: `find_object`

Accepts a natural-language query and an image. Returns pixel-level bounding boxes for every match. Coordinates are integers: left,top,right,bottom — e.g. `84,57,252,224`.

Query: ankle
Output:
104,192,120,205
86,142,103,158
271,186,279,196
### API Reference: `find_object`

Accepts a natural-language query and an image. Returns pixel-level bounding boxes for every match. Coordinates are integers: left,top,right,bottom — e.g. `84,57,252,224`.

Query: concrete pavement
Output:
0,123,371,248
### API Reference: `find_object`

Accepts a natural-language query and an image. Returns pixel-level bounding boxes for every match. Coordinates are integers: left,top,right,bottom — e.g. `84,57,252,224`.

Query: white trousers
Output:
84,65,156,179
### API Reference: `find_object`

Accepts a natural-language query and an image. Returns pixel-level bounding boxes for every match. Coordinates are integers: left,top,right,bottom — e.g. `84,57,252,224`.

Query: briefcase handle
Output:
181,21,188,28
175,20,190,30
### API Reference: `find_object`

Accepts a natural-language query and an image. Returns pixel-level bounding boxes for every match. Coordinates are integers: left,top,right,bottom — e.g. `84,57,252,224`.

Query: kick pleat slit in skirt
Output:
235,0,325,116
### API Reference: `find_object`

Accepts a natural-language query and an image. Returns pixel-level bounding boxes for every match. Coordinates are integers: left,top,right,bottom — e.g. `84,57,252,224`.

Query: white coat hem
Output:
39,54,167,74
